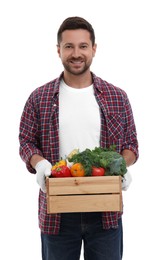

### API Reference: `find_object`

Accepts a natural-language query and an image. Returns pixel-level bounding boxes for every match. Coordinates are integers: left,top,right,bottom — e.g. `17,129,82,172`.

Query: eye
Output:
65,45,73,49
81,45,88,49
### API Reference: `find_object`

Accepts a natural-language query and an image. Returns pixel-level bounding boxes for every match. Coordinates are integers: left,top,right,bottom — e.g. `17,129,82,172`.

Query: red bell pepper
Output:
51,165,72,177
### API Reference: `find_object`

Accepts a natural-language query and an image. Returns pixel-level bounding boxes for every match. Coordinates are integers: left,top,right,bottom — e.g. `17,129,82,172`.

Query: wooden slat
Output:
47,194,122,213
46,176,121,195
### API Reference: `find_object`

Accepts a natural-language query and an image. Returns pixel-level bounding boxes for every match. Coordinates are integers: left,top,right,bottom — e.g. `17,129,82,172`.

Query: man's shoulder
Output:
34,77,60,95
27,76,61,103
93,73,127,97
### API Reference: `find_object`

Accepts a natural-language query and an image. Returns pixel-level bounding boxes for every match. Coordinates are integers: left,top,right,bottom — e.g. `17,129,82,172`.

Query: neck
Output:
63,71,93,89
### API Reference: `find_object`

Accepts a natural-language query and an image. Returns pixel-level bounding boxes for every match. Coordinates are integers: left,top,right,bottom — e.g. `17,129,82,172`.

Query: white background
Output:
0,0,157,259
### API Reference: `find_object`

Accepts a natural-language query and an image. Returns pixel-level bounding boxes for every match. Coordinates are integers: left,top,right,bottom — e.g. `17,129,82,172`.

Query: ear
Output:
92,43,97,57
57,44,61,57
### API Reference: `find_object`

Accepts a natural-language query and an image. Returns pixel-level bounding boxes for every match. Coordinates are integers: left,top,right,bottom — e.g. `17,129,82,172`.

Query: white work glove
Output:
122,170,132,191
35,159,52,193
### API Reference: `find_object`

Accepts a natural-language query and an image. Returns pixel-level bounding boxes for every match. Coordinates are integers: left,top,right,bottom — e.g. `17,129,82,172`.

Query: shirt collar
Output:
55,71,103,94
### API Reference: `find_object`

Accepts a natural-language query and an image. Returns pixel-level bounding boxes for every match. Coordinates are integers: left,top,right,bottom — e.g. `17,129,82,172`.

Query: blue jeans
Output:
41,212,123,260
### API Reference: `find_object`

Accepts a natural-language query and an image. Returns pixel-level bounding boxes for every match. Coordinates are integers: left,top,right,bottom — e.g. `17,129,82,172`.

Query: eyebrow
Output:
63,42,89,46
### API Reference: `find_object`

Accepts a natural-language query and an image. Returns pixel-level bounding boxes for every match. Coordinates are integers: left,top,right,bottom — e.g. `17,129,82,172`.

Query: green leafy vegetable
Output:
69,146,127,176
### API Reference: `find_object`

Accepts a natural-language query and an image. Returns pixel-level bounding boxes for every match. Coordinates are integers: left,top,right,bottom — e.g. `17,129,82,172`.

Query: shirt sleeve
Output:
121,94,139,161
19,92,43,173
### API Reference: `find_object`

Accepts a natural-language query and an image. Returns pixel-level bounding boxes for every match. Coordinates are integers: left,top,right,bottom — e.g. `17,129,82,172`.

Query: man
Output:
19,16,138,260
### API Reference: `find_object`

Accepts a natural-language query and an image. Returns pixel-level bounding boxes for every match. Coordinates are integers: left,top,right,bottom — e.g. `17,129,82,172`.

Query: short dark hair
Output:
57,16,95,46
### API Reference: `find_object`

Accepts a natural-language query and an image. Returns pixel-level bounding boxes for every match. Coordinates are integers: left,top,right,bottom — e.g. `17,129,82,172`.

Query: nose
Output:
71,47,81,58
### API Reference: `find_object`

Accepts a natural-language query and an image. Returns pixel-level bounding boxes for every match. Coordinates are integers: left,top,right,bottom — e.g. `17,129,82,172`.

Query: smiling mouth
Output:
70,60,84,65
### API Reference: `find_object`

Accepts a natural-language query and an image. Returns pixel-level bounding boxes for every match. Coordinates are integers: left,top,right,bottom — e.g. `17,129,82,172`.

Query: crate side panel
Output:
47,194,121,213
48,176,121,195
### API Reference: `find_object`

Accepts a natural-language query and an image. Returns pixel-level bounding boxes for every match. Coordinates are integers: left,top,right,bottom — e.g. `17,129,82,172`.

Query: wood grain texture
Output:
46,176,122,213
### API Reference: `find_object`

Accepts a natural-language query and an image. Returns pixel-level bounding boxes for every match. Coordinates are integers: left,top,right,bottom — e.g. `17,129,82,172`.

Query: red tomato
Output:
91,166,105,176
51,165,72,177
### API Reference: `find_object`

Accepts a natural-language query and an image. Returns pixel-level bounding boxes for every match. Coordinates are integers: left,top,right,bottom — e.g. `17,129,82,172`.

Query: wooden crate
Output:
46,176,122,213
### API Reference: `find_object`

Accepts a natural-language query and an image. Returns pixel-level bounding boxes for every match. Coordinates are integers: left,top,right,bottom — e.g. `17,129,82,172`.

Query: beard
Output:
62,58,92,76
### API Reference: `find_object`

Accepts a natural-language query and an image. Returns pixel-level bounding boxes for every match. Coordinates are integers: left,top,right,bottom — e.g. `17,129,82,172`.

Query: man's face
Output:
57,29,97,75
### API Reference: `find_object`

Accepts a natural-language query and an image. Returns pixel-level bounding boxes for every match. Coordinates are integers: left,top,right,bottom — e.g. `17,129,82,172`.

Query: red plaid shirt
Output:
19,72,138,234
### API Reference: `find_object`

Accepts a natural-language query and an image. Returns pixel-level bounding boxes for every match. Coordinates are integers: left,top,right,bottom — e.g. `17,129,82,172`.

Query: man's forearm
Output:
30,154,45,169
121,149,136,167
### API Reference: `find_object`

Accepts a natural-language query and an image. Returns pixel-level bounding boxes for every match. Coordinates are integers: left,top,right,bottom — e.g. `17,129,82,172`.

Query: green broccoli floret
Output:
99,151,127,176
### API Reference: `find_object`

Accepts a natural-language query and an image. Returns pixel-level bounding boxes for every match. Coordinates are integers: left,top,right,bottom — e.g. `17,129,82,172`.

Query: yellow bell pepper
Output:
51,159,67,170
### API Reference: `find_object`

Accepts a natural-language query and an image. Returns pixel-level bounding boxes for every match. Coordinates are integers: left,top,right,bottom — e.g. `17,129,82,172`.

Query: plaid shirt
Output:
19,72,138,234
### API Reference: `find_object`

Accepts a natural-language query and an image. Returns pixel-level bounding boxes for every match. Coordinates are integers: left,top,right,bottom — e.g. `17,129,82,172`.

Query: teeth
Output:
71,60,82,63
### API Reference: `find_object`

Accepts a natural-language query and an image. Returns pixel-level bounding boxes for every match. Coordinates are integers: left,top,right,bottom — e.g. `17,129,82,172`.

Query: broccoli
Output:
99,151,127,176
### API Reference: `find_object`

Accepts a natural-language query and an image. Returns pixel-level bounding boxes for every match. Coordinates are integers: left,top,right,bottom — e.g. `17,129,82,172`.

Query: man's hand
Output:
122,170,132,191
121,149,136,167
35,159,52,192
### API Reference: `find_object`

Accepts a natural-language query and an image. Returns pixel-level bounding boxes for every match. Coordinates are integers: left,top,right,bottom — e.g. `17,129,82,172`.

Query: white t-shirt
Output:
59,80,101,159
